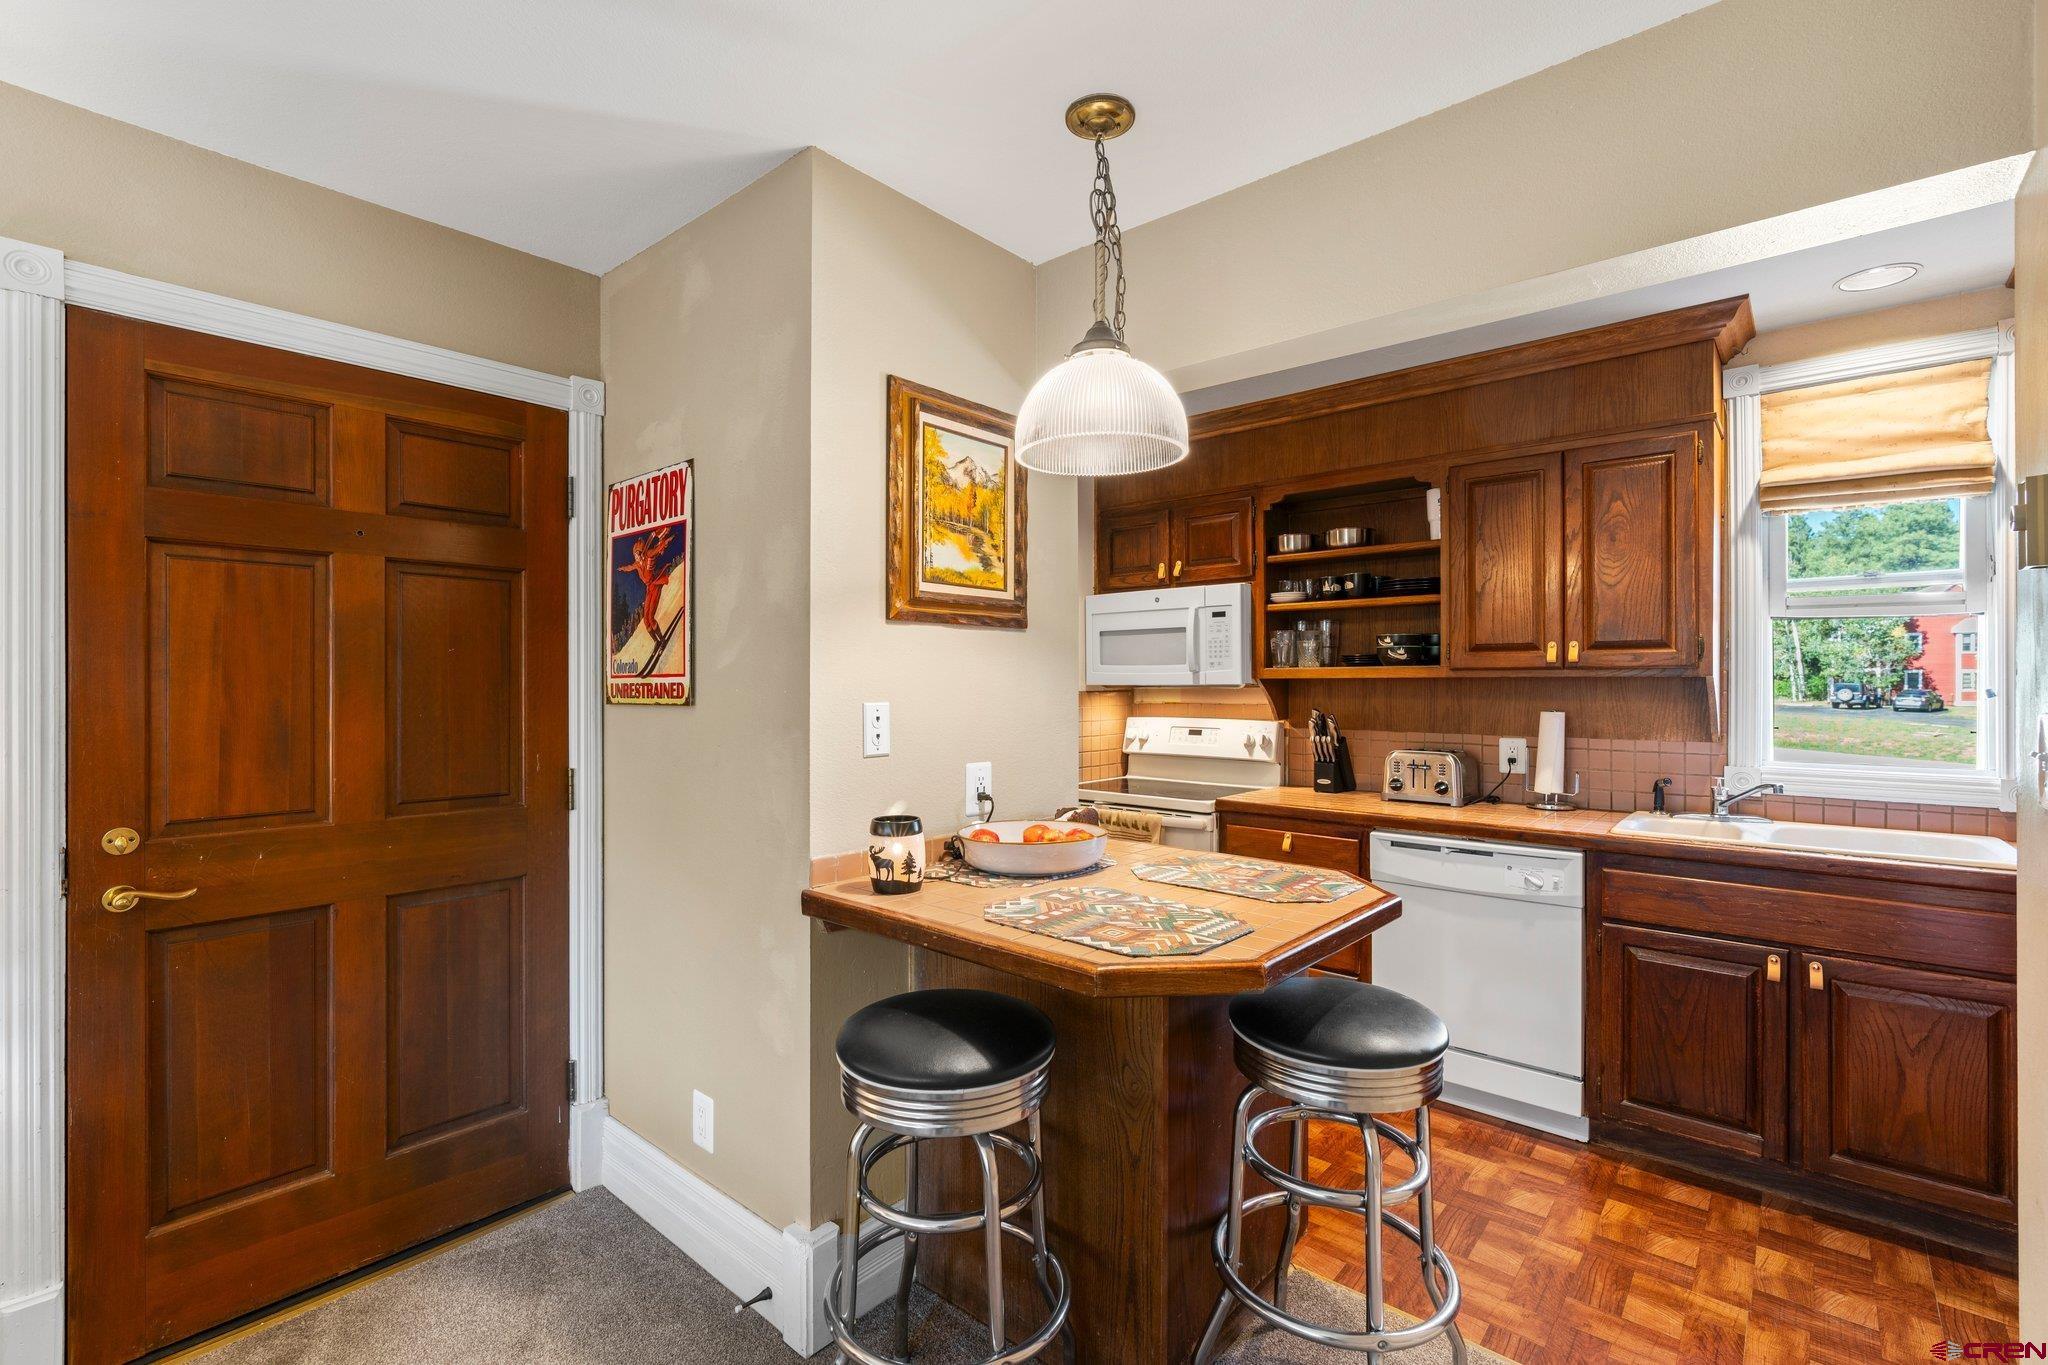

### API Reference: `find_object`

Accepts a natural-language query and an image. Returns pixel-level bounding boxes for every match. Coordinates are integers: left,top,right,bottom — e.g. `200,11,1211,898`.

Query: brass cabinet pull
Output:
1281,832,1294,853
1545,641,1558,664
1807,960,1825,990
1156,562,1167,580
1567,640,1581,664
102,884,197,914
1172,559,1183,578
1766,953,1781,983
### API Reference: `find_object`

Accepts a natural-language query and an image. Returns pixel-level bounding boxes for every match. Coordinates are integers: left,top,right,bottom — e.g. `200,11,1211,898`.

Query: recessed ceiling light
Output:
1835,263,1921,292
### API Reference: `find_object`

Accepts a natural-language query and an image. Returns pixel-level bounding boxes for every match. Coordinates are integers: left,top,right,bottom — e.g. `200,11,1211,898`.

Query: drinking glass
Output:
1268,629,1296,668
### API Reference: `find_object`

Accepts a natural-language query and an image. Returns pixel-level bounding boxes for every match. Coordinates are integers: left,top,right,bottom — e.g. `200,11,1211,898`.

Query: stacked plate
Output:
1269,591,1311,604
1377,575,1442,597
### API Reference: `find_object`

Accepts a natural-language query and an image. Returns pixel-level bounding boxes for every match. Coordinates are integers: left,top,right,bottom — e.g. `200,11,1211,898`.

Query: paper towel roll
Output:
1533,711,1566,795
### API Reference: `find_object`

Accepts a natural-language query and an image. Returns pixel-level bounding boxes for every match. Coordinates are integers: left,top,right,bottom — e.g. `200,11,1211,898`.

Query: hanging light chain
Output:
1089,136,1127,341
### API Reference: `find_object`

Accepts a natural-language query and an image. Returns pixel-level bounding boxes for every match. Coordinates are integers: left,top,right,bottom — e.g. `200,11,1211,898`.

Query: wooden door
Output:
1563,434,1699,670
1443,453,1562,669
1796,954,2015,1221
65,311,570,1362
1095,506,1171,591
1169,493,1256,584
1596,925,1787,1160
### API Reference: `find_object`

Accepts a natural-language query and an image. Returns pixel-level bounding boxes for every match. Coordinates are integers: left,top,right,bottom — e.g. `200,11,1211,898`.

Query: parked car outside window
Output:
1891,687,1947,712
1827,681,1882,709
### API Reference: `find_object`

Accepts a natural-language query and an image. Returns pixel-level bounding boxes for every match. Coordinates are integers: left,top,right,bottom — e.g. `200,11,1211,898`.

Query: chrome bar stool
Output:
1194,976,1467,1364
829,989,1071,1365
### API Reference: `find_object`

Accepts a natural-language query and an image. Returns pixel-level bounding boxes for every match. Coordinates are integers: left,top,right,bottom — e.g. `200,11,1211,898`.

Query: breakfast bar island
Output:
801,844,1401,1364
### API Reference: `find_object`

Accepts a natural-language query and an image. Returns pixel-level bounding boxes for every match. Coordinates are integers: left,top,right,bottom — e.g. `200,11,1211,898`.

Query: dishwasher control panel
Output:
1367,832,1585,906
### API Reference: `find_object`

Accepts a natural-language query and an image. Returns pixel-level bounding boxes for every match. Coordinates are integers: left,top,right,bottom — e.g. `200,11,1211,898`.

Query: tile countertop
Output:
1214,788,2018,893
801,839,1402,998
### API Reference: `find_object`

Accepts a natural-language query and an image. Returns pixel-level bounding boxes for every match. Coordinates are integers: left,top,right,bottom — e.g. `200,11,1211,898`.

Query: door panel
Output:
1563,435,1697,669
1797,954,2015,1220
1597,924,1787,1160
1170,493,1256,584
67,310,569,1363
1096,506,1170,590
1444,453,1561,669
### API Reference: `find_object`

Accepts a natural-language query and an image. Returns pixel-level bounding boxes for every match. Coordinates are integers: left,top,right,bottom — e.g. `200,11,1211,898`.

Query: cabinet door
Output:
1563,434,1700,670
1796,954,2015,1221
1171,493,1256,584
1096,507,1171,591
1597,925,1788,1160
1444,453,1562,669
1222,823,1366,978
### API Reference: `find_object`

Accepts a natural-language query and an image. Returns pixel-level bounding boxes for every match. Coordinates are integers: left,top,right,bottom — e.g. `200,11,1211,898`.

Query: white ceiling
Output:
1183,201,2017,413
1,0,1716,273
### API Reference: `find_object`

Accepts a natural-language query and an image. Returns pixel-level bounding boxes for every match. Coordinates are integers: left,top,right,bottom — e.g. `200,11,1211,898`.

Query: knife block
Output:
1313,737,1356,794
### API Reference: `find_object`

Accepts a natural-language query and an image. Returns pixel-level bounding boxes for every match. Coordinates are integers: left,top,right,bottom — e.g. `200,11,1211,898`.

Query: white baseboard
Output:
569,1099,608,1191
0,1285,62,1365
592,1113,901,1357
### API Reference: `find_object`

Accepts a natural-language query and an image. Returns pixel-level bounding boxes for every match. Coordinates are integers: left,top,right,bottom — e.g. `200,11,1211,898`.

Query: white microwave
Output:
1084,583,1253,687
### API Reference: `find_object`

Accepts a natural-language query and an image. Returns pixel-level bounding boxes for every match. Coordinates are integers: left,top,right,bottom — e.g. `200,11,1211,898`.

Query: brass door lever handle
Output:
101,884,197,914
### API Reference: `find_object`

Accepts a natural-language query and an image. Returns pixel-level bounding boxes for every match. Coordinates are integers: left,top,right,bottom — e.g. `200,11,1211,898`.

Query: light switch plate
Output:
1499,738,1529,776
862,702,890,757
964,761,992,819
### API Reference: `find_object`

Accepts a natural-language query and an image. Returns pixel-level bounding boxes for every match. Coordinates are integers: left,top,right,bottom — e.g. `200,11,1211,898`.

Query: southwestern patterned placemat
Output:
1129,852,1366,903
925,854,1115,890
984,885,1253,957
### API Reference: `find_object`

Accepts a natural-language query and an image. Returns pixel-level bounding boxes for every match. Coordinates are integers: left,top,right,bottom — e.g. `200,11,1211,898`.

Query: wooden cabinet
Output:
1097,507,1172,590
1444,453,1561,669
1596,924,1787,1160
1221,821,1366,979
1445,431,1706,673
1797,954,2015,1221
1564,434,1701,669
1095,495,1254,592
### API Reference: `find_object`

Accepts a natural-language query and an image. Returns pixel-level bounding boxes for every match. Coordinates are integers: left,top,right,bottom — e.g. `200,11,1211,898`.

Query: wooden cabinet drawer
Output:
1222,823,1360,875
1223,822,1365,978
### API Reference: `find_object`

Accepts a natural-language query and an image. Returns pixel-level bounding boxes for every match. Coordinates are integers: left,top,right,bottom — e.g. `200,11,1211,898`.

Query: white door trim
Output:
0,235,605,1362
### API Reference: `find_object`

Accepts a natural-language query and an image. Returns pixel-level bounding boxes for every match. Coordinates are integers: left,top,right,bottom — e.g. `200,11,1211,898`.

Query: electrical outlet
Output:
1499,738,1529,775
692,1090,714,1153
862,701,890,757
964,761,993,819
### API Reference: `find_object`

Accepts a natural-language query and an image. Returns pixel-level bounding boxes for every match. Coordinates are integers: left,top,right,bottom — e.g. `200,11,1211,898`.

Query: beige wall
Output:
803,153,1063,1219
1734,287,2014,368
1,80,598,376
2015,0,2047,1332
1035,0,2030,389
600,155,817,1228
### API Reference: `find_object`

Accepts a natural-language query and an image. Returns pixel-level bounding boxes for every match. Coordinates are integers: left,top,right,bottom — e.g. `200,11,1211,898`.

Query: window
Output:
1724,325,2014,808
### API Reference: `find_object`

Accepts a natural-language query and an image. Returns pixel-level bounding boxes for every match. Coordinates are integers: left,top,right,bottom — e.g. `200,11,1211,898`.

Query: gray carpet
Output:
200,1189,1510,1363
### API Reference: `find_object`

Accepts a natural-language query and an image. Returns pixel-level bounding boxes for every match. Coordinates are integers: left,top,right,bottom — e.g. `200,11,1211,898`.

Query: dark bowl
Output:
1339,653,1376,667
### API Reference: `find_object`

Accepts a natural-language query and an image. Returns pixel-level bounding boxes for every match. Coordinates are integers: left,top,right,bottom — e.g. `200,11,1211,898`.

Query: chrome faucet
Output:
1711,779,1784,820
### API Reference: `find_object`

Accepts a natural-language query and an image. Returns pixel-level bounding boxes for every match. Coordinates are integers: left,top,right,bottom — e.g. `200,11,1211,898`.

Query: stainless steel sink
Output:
1610,812,2015,869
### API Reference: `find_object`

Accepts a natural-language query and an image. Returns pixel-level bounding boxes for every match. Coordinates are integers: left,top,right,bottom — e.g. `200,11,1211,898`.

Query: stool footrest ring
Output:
1243,1107,1430,1209
828,1219,1069,1365
856,1131,1043,1235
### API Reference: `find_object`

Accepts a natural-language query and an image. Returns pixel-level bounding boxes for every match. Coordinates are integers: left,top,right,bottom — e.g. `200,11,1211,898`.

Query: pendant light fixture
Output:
1015,94,1189,477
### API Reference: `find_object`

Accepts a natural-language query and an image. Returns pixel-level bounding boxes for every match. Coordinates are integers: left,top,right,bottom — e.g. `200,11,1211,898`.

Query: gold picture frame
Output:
886,376,1027,629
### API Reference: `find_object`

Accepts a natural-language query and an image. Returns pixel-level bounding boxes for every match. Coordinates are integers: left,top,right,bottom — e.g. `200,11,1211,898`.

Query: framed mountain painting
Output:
885,376,1027,628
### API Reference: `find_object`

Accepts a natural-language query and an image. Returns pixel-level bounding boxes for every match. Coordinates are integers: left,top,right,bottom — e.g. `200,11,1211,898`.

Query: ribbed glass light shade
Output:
1015,345,1189,476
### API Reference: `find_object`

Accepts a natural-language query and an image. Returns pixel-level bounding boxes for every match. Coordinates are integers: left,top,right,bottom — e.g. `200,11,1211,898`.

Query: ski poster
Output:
607,459,693,704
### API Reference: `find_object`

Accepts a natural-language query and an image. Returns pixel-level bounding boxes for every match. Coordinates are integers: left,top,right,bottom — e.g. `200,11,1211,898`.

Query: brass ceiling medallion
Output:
1064,94,1135,141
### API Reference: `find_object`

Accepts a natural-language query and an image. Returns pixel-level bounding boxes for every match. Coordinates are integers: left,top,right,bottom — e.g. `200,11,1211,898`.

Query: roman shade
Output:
1759,358,1995,512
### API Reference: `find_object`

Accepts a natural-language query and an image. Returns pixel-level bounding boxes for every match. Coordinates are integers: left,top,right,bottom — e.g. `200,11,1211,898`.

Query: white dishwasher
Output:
1368,831,1587,1140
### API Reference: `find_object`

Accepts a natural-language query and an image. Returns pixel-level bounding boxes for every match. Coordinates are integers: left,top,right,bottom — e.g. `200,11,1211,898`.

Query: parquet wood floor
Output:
1287,1106,2019,1364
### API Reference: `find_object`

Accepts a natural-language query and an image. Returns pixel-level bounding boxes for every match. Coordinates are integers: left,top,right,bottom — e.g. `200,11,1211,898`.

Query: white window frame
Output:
1722,321,2015,809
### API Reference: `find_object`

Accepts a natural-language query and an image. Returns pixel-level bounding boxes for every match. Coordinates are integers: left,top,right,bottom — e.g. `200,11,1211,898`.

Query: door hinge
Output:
567,1059,579,1103
567,768,577,811
1696,634,1706,661
58,845,68,899
566,474,576,520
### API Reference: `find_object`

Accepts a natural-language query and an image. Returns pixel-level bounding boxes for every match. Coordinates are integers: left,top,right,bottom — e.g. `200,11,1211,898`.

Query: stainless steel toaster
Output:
1382,748,1475,805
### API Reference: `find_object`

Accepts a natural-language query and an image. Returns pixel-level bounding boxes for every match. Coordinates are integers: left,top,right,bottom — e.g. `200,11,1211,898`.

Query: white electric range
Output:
1075,717,1284,849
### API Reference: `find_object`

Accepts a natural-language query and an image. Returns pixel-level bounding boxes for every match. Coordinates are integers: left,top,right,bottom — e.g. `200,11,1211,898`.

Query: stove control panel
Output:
1382,748,1475,806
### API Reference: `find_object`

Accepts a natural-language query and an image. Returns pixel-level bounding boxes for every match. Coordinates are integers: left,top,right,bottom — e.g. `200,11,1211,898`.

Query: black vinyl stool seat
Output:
829,990,1070,1365
1195,976,1466,1365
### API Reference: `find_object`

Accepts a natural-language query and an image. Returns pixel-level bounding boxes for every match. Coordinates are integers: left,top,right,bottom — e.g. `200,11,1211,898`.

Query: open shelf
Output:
1258,665,1447,680
1264,539,1441,567
1265,594,1440,614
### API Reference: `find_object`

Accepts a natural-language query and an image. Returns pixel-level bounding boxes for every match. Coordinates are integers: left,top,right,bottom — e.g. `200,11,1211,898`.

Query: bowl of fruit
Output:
957,819,1108,877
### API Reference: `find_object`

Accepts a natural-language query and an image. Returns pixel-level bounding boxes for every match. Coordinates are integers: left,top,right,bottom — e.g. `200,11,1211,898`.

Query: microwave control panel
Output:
1200,607,1238,672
